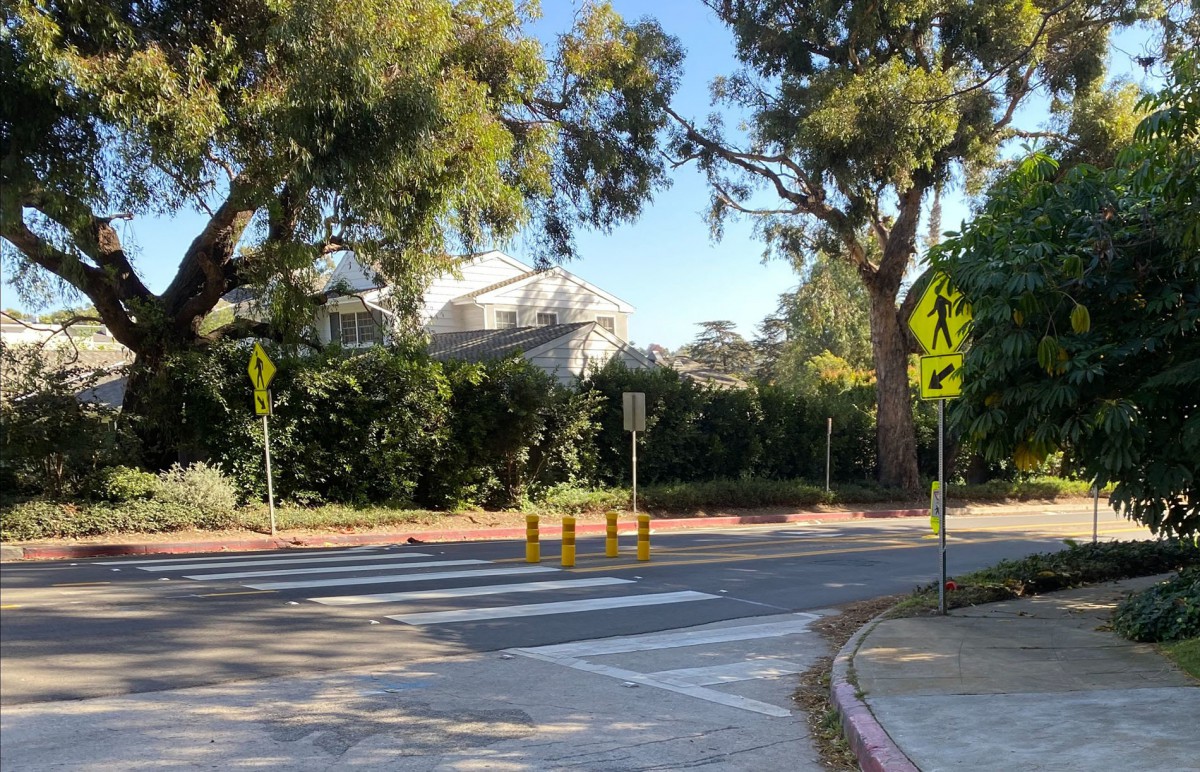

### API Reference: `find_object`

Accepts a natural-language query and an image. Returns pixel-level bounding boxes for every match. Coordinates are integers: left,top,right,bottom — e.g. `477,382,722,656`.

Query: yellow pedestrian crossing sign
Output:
919,353,964,400
254,389,272,416
908,273,972,355
248,342,276,390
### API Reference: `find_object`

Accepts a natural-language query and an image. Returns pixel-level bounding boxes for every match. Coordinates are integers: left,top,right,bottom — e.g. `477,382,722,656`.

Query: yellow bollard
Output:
562,516,576,567
526,514,540,563
637,514,650,561
605,510,619,558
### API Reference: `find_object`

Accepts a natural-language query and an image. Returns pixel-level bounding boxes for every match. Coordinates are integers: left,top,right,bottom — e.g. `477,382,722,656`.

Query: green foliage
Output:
935,52,1200,538
89,465,159,502
424,358,597,509
640,478,831,512
155,462,239,527
1161,637,1200,678
1113,567,1200,642
768,255,873,378
0,500,232,541
0,344,126,496
687,320,756,374
897,540,1200,614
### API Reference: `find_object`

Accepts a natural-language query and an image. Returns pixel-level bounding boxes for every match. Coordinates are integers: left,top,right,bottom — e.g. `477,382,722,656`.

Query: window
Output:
335,311,379,346
535,312,558,326
596,315,615,333
495,310,518,329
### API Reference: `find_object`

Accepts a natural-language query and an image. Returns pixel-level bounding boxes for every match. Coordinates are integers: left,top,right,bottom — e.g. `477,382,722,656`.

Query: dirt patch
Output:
793,594,904,771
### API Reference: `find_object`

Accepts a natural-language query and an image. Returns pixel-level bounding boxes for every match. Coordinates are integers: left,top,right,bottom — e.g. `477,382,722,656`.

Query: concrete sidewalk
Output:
832,576,1199,772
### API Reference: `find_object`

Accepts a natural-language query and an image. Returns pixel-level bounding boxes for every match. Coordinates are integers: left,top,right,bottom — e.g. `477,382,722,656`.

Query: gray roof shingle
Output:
428,323,590,363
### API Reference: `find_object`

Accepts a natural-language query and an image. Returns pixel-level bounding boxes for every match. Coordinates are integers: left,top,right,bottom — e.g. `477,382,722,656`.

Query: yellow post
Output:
637,514,650,561
605,510,619,558
561,516,576,568
526,515,540,563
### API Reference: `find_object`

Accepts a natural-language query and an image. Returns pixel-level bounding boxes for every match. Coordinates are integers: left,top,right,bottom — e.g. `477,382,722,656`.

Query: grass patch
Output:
1,474,1105,540
237,503,443,533
891,540,1200,616
1161,638,1200,679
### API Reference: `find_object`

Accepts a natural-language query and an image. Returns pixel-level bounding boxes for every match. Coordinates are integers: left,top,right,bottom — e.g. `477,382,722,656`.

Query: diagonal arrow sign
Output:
928,363,956,390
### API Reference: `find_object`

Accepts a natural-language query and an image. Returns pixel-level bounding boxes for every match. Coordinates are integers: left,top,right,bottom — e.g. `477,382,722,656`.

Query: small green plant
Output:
155,462,239,528
1112,567,1200,643
89,466,160,502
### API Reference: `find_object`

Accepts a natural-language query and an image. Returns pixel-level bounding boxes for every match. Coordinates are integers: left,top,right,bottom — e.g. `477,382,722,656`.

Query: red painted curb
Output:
6,508,930,561
829,615,920,772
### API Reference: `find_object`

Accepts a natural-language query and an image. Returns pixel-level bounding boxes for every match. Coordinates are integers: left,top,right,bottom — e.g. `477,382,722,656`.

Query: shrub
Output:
639,478,832,512
1112,567,1200,643
530,485,628,515
90,465,160,502
0,500,203,540
156,462,240,528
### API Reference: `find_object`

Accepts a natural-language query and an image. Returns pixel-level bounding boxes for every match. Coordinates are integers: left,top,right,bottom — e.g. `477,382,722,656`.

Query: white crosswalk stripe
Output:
245,565,561,591
136,553,433,572
310,577,634,605
183,559,488,581
95,549,733,634
387,590,720,625
95,548,396,566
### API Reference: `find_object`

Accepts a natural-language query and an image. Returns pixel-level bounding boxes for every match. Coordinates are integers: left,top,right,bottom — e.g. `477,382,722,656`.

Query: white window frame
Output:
495,309,518,329
596,315,616,333
535,312,558,326
340,311,379,346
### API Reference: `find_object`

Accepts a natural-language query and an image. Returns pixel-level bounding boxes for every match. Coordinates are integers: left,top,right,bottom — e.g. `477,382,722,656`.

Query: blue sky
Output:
1,2,1161,350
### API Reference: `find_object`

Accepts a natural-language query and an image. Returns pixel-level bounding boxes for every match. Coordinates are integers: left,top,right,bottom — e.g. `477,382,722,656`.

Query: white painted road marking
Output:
184,559,488,581
388,590,719,625
245,566,561,591
515,616,819,658
135,553,432,572
94,549,393,566
311,577,634,605
510,614,822,717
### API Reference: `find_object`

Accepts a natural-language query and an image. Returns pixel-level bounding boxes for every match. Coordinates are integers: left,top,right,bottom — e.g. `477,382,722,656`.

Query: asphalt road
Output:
0,507,1149,706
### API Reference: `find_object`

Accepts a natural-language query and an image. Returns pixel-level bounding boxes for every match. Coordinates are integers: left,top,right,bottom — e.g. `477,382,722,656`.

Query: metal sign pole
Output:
632,430,638,514
826,417,832,492
938,398,947,615
1092,485,1099,544
263,414,277,537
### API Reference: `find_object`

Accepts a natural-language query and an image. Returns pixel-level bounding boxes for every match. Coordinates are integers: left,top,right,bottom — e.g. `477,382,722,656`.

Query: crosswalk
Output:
95,547,724,629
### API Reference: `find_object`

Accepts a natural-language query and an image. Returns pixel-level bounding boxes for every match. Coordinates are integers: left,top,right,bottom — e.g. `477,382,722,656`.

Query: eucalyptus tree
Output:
666,0,1152,489
1,0,682,460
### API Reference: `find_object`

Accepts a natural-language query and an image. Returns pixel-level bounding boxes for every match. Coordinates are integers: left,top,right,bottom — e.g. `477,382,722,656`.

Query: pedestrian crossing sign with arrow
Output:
908,273,971,355
919,353,963,400
247,342,277,390
254,389,272,416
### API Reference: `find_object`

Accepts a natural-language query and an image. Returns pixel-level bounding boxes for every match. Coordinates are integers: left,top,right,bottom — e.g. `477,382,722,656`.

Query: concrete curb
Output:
829,610,920,772
2,508,929,561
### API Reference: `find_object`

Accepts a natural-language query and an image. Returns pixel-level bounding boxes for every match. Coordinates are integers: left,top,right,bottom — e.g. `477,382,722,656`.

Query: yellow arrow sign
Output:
254,389,272,416
248,342,277,390
919,353,964,400
908,273,972,355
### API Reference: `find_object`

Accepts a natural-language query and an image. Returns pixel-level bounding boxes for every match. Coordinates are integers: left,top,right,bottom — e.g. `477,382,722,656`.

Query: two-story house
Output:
316,250,654,384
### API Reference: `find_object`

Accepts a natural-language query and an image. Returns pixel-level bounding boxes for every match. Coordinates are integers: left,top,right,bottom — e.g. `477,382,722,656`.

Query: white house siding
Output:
314,297,386,346
421,252,527,333
459,304,485,330
488,273,630,339
526,328,635,385
326,253,382,292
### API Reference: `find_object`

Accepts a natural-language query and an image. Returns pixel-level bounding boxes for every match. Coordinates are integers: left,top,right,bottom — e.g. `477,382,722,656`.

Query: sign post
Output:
908,273,972,615
248,343,279,537
623,392,646,513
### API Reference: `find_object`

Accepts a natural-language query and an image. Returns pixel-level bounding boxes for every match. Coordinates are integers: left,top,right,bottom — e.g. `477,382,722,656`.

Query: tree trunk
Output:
866,279,920,491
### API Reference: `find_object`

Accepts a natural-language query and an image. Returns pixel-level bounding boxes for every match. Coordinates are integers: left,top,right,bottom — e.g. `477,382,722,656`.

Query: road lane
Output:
0,510,1154,705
